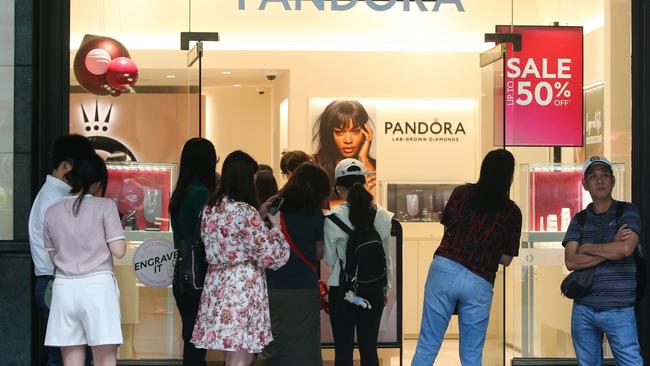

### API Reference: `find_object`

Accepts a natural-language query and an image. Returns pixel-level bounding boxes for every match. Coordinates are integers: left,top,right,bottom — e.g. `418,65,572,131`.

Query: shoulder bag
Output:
560,203,616,299
174,210,207,292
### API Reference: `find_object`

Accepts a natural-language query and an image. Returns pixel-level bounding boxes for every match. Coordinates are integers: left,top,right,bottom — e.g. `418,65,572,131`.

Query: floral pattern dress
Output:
191,197,290,352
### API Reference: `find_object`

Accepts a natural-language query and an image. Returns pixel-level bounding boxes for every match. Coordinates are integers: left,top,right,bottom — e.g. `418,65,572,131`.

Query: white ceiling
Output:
69,0,605,87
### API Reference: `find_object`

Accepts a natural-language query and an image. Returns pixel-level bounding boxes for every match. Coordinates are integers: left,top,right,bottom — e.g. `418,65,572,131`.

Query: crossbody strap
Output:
326,213,353,234
325,214,352,272
193,208,204,242
280,212,316,271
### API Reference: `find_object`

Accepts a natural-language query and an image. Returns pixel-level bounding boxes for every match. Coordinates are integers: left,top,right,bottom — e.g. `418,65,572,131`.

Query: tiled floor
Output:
400,339,461,366
321,339,462,366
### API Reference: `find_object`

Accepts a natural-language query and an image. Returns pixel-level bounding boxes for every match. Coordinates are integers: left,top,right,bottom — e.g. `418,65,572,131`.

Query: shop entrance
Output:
64,1,635,365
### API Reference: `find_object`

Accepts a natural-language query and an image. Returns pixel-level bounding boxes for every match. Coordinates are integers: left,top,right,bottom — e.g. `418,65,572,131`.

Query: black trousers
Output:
173,282,206,366
329,285,384,366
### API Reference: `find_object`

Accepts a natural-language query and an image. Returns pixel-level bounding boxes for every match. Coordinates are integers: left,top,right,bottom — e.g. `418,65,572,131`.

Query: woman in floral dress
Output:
191,151,290,366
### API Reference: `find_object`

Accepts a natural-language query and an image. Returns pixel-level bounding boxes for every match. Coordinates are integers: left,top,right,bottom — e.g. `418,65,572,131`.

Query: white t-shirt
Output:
324,203,394,296
28,175,71,276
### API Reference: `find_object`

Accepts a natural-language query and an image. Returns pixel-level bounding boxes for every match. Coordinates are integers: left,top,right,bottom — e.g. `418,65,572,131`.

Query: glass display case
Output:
105,162,176,236
519,163,625,235
513,163,625,358
385,182,461,222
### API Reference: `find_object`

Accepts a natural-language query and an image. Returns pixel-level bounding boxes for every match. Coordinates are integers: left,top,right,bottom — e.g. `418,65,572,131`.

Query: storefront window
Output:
70,0,632,363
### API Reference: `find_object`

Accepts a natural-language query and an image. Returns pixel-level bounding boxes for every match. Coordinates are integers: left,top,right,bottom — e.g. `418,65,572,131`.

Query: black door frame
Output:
32,0,650,364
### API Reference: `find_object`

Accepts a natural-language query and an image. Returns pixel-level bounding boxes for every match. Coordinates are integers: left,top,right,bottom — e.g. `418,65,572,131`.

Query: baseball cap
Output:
334,158,373,180
583,155,613,176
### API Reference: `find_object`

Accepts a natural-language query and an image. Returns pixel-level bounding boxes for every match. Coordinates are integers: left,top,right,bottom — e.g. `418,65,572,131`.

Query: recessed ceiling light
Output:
222,71,232,75
232,84,241,87
165,75,176,78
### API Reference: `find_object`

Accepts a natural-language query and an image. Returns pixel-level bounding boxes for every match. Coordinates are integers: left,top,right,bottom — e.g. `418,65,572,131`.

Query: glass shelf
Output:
385,182,461,223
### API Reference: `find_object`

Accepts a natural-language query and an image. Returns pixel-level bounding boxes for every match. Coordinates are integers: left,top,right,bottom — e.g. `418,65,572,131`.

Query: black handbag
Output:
560,204,612,300
560,267,595,299
174,212,207,292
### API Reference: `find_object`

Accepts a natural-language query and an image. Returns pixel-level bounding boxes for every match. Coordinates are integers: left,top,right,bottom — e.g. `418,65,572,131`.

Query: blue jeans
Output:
571,303,643,366
35,277,63,366
412,256,493,366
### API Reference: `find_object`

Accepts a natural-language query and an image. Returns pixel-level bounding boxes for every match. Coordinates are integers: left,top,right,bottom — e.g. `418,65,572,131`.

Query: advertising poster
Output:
496,25,583,146
309,98,478,194
310,99,378,205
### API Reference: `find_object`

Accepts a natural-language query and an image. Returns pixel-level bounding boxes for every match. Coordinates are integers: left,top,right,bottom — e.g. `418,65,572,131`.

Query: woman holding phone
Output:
191,151,290,366
256,163,331,366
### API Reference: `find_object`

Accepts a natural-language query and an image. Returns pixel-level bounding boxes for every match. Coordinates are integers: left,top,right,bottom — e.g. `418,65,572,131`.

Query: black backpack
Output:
575,201,646,303
327,213,387,293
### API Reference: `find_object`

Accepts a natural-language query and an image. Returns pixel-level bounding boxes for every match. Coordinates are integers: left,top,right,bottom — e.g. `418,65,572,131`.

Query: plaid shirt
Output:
435,184,522,285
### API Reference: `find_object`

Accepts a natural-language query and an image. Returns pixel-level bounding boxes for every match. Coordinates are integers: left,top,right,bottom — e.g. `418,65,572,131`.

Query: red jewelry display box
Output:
105,163,175,232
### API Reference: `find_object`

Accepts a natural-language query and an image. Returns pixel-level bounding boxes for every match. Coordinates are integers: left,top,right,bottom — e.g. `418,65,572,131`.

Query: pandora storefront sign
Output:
239,0,465,12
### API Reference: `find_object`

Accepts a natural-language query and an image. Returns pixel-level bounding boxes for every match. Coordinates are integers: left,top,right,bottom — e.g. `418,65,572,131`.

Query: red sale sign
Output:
496,26,583,146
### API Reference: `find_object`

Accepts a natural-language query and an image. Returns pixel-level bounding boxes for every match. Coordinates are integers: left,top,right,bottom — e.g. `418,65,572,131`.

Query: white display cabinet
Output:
104,162,178,359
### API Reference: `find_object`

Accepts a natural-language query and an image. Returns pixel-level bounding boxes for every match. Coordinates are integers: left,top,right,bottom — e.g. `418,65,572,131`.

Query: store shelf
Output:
124,230,174,243
521,231,566,243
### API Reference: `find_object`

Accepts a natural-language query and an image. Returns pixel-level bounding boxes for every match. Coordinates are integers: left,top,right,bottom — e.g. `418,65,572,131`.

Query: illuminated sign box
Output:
496,25,583,147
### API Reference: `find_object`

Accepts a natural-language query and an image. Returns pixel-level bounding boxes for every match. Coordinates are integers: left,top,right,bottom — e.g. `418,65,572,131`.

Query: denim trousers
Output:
571,303,643,366
412,256,493,366
35,277,63,366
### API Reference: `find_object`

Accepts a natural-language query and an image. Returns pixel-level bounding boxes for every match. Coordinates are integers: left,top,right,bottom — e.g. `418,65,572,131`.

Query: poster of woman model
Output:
310,99,378,205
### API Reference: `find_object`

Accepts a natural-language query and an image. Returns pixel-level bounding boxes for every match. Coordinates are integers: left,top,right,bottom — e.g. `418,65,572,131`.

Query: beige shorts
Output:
45,271,123,347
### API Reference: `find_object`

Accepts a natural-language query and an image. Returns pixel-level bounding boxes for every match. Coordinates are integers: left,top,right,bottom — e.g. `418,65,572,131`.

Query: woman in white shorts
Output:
43,153,126,366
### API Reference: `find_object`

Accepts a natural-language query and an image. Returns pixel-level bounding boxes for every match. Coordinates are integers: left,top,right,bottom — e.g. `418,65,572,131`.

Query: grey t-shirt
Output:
562,202,640,309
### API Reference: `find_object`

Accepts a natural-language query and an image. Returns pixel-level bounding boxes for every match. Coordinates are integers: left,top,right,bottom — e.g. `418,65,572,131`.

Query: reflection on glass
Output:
0,154,13,240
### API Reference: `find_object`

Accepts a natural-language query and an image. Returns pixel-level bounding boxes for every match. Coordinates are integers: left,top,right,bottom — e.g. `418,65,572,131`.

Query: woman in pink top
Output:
43,153,126,366
191,151,290,366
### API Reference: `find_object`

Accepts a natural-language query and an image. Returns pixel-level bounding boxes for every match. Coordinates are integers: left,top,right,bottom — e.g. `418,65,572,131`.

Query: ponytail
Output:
347,182,375,229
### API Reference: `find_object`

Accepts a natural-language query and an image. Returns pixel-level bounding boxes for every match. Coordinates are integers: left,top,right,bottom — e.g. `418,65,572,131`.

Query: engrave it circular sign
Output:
132,238,176,288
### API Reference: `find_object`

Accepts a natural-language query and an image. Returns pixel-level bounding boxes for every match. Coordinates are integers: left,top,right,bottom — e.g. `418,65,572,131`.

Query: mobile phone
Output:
267,197,284,216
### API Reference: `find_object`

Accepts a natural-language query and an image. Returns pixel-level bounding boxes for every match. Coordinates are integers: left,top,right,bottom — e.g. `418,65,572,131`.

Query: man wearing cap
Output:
562,156,643,365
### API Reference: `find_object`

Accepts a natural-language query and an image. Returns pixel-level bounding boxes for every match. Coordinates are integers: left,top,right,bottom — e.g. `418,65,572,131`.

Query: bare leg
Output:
61,345,86,366
90,344,118,366
225,350,254,366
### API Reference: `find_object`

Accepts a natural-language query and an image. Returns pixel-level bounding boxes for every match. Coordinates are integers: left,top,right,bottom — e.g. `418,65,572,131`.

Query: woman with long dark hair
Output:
170,137,218,366
254,170,279,204
412,149,522,366
191,151,290,366
256,162,331,366
323,158,393,366
312,101,377,197
43,153,125,366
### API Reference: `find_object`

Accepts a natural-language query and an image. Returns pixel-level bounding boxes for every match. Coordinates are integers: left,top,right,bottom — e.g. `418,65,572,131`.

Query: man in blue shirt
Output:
562,156,643,365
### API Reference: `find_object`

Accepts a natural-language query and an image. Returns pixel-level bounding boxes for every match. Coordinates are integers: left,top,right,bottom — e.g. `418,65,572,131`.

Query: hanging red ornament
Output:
106,57,139,91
